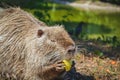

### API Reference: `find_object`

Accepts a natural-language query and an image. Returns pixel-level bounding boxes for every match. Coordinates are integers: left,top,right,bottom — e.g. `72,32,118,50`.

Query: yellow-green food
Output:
63,60,72,71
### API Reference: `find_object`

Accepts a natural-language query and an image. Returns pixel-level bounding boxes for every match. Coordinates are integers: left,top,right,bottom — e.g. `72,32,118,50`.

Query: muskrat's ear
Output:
37,29,44,38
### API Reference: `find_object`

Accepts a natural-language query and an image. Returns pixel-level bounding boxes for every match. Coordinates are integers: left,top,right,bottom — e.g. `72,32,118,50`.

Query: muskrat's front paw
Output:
53,61,65,72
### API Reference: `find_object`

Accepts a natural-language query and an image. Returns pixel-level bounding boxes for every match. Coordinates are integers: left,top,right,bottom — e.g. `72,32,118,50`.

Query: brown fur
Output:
0,8,75,80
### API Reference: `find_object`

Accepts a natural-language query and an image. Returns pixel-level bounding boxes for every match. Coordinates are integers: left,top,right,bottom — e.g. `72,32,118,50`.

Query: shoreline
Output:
53,0,120,12
69,2,120,12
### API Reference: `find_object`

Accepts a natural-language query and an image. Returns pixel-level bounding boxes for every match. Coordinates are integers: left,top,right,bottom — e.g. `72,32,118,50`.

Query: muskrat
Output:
0,8,76,80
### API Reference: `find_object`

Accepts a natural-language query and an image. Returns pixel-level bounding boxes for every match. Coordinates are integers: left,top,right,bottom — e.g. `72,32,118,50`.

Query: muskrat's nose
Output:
67,45,76,54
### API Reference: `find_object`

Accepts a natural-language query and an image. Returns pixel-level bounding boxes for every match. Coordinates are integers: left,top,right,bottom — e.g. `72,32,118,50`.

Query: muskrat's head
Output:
34,25,76,64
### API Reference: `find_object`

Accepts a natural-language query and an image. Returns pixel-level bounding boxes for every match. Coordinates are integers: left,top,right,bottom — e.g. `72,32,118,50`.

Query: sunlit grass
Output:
24,1,120,45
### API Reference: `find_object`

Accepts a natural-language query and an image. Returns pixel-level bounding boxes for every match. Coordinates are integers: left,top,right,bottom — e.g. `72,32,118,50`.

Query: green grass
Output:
2,0,119,46
23,1,120,47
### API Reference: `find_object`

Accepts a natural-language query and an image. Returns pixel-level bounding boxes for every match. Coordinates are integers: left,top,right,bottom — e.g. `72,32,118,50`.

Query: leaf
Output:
106,69,111,73
94,50,103,57
110,60,116,65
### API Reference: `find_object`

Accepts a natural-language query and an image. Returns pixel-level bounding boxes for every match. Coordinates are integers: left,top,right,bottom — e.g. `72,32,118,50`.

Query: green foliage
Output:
0,0,120,47
94,50,104,57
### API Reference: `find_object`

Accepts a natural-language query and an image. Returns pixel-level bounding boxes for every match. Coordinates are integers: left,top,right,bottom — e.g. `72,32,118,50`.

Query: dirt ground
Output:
74,41,120,80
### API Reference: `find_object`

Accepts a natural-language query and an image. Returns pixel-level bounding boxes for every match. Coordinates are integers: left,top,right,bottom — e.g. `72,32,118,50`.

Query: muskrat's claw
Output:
53,60,65,72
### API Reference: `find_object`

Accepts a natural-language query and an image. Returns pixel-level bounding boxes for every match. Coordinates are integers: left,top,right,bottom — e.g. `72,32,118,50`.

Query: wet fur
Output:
0,8,75,80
